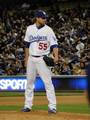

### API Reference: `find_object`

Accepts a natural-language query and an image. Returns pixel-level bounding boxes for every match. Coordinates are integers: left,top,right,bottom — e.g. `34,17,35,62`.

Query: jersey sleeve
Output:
48,28,58,47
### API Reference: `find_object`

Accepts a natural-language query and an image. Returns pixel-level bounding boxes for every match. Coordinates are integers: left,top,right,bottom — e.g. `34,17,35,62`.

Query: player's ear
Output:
32,18,36,23
35,17,38,21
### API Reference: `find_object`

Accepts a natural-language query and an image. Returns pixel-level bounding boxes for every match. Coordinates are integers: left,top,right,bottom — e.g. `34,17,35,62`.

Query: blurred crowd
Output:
0,3,90,75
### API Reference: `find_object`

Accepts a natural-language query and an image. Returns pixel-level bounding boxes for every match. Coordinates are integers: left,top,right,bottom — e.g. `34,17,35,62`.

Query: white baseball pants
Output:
24,56,56,110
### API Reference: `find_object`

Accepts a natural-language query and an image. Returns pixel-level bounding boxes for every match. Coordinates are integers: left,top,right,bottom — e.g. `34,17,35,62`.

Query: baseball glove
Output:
43,55,54,66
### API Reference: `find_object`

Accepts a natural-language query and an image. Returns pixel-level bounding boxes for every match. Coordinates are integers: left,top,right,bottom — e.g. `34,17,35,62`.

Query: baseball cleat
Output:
21,107,31,112
48,108,57,114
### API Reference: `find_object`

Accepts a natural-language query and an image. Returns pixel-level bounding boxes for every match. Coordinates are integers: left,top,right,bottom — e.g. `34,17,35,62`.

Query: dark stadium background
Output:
0,0,89,8
0,0,89,92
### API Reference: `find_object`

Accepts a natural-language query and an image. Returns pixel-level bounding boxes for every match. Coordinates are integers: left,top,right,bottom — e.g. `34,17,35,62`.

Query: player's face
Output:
36,17,47,26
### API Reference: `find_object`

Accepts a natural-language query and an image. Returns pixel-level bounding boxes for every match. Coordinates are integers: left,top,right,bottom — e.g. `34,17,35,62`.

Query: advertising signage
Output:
0,75,87,91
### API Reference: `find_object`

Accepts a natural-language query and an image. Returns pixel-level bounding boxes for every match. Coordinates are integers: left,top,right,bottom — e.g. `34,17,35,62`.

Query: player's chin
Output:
41,23,45,26
42,21,46,24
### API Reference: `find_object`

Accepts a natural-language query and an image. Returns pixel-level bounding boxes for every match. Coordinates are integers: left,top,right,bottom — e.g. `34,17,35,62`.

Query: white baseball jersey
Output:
24,23,58,56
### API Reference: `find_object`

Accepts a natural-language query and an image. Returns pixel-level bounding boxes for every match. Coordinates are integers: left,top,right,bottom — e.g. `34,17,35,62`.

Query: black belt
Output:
31,55,42,57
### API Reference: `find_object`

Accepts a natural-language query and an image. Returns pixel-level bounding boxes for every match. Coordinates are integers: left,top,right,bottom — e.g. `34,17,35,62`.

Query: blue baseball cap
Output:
35,10,48,19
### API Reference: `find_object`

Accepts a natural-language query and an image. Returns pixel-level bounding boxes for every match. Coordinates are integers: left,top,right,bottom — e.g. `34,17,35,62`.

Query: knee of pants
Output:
44,81,54,90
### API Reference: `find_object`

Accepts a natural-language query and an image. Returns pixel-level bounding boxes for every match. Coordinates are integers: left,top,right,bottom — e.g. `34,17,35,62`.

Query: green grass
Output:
0,91,24,97
0,91,84,97
0,104,90,114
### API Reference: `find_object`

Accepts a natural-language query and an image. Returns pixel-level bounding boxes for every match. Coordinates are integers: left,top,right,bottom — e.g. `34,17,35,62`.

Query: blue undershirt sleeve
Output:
50,44,58,49
24,41,30,48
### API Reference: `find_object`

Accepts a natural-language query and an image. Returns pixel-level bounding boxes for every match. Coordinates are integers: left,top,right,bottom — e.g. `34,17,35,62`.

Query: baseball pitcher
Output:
22,10,59,114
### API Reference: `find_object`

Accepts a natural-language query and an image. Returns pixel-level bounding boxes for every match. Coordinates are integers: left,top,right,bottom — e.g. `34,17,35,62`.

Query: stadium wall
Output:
0,75,87,91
